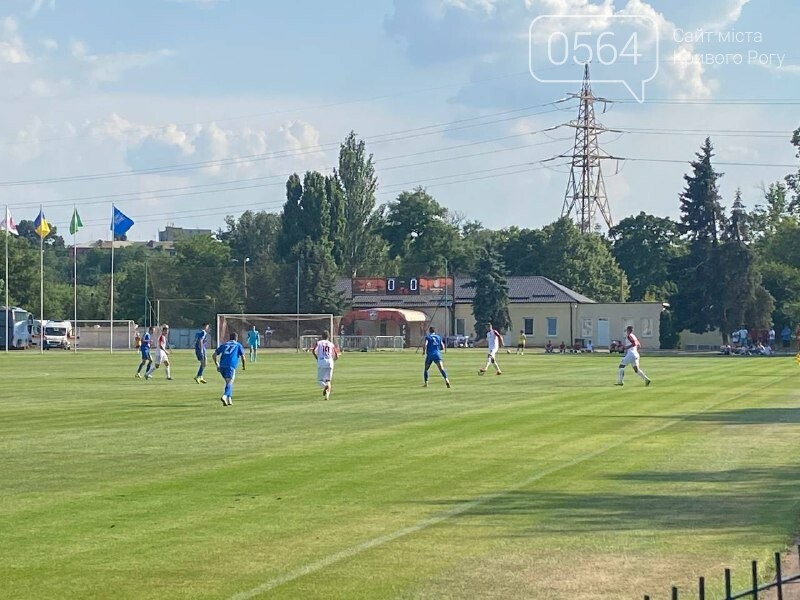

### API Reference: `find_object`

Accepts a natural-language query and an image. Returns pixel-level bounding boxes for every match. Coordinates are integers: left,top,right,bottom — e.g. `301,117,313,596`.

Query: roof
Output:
340,308,429,327
335,276,595,306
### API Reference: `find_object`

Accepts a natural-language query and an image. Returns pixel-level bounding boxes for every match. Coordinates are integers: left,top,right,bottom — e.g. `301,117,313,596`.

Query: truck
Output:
42,320,73,350
0,307,33,349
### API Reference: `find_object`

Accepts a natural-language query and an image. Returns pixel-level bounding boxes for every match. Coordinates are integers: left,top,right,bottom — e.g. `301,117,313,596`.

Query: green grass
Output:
1,349,800,599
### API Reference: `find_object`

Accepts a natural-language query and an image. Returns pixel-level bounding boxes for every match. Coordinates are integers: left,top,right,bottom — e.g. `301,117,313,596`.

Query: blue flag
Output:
111,206,134,236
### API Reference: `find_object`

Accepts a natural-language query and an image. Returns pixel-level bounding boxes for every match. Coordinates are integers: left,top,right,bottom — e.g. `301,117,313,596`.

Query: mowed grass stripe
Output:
0,351,798,599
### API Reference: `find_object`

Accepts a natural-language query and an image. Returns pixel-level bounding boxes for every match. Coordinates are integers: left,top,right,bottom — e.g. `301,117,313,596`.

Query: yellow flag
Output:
34,208,50,238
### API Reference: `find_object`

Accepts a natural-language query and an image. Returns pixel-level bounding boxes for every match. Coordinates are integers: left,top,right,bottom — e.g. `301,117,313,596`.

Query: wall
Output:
577,303,664,350
453,303,574,347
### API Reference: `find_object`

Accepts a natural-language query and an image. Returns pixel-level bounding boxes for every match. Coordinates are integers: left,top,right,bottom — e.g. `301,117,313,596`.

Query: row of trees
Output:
3,129,799,344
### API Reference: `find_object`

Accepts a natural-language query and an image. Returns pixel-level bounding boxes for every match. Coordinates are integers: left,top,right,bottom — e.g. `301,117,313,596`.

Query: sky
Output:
0,0,798,243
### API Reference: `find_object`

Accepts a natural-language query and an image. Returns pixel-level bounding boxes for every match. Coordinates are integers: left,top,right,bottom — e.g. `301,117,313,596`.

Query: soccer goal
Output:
216,313,336,351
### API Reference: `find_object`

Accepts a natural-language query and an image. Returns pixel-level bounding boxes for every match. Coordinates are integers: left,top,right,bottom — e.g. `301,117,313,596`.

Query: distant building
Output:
158,226,213,242
72,239,176,257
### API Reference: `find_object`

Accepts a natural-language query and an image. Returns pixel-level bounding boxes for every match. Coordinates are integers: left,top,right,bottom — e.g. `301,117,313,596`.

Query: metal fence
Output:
337,335,405,351
644,545,800,599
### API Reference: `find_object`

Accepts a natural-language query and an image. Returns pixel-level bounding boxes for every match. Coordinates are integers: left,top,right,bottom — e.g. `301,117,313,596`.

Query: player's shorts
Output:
155,349,168,364
620,349,640,367
487,347,499,359
425,355,442,368
517,343,525,349
218,366,235,380
140,348,151,360
317,365,333,385
195,349,206,362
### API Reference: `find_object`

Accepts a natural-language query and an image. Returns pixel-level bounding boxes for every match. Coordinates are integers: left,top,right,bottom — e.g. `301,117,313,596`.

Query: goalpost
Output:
216,313,336,352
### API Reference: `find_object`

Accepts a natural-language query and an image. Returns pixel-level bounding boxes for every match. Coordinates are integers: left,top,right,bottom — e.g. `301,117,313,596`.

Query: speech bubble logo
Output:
529,14,660,103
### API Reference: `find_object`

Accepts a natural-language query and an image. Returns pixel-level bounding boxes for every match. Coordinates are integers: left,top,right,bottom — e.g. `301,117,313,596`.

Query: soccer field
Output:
2,349,799,599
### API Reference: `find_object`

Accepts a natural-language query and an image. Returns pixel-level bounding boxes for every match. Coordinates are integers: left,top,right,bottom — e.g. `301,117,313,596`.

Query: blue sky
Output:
0,0,798,242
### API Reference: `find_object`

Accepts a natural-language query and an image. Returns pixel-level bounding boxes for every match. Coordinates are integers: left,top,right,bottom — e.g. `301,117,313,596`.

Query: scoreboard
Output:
352,276,453,296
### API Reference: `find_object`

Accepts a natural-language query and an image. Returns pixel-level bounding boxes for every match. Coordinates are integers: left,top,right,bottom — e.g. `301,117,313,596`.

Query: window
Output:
641,318,654,338
546,317,558,337
455,318,466,336
581,317,592,338
523,318,534,335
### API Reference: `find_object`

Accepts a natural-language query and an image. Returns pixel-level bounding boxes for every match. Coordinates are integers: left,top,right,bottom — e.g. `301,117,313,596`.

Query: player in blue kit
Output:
135,326,155,379
194,323,210,384
213,331,246,406
423,326,451,388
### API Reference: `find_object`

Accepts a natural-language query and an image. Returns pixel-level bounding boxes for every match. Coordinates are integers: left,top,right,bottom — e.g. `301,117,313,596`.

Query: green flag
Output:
69,208,83,235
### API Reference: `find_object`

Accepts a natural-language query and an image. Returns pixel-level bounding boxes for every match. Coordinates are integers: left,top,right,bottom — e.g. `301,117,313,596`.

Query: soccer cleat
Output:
445,379,451,388
478,369,486,376
135,373,142,379
166,377,173,381
226,397,232,406
144,373,152,380
423,382,428,388
496,371,502,376
220,395,228,406
645,379,651,387
615,382,624,386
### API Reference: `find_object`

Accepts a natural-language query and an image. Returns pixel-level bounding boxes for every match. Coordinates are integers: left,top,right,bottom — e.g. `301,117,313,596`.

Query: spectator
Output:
781,325,792,349
559,341,566,354
768,326,776,347
585,340,593,352
263,325,273,347
719,344,732,355
545,340,554,354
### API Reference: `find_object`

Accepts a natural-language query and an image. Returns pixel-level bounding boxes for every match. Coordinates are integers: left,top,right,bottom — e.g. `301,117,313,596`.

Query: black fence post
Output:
672,585,679,600
775,552,784,600
644,596,650,600
725,568,733,600
751,560,759,599
699,576,705,600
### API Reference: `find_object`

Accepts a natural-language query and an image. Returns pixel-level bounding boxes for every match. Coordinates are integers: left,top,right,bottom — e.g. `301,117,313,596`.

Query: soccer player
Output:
153,325,172,380
516,330,526,355
312,330,340,400
135,326,154,379
194,323,210,384
616,325,651,387
479,322,503,375
246,325,260,363
213,331,245,406
423,326,451,388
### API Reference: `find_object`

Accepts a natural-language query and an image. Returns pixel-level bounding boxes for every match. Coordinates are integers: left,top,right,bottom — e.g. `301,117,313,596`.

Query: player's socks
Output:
224,382,232,397
637,370,649,383
617,368,625,384
166,366,171,379
196,366,204,378
440,369,448,380
423,370,429,383
445,378,451,388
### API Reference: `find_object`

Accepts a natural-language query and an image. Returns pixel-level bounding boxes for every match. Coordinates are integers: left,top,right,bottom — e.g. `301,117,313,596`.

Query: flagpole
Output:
110,204,114,354
4,204,9,353
39,205,44,354
73,205,78,354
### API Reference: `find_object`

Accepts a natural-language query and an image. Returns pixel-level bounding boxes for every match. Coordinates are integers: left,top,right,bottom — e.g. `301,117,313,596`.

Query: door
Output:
597,318,610,347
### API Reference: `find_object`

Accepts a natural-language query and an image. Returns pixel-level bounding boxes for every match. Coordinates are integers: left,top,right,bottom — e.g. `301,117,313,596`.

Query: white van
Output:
43,320,73,350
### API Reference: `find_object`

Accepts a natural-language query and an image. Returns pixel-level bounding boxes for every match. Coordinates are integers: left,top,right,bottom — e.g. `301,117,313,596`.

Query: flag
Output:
34,208,50,239
111,206,134,237
69,208,83,235
1,208,18,235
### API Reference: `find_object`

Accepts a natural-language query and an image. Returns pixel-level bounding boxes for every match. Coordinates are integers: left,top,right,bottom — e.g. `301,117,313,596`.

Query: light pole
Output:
244,257,250,302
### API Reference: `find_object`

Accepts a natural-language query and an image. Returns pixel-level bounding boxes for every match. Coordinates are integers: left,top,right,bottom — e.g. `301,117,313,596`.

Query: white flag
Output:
0,208,18,235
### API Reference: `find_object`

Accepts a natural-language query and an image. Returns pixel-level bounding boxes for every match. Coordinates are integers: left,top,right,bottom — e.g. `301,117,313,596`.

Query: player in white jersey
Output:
616,325,651,387
479,322,503,376
153,325,172,380
312,330,340,400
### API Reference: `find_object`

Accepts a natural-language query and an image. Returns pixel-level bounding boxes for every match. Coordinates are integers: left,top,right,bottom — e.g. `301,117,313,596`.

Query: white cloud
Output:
41,38,57,51
0,16,31,63
70,39,173,84
27,0,56,18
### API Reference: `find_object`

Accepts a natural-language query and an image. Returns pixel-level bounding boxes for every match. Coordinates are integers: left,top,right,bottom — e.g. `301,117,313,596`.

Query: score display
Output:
352,276,453,296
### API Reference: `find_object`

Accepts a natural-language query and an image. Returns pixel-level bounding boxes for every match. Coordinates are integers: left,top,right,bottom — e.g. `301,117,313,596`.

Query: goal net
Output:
216,313,336,351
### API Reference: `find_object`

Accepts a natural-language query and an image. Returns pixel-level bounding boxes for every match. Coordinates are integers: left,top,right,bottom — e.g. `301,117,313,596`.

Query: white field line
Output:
229,390,756,600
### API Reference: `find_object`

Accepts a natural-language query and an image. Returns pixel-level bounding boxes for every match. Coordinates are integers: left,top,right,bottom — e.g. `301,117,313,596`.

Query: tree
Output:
748,182,789,238
467,246,510,339
299,171,330,241
728,187,748,242
297,238,344,314
679,138,727,246
218,210,281,263
673,139,728,334
326,175,346,266
379,188,462,275
277,173,304,261
336,131,383,276
786,126,800,212
610,212,683,301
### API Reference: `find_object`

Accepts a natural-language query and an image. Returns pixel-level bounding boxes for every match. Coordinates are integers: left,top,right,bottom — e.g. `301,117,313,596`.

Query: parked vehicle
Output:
42,320,73,349
0,306,33,349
